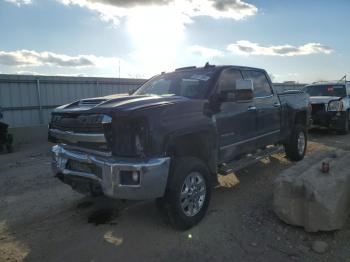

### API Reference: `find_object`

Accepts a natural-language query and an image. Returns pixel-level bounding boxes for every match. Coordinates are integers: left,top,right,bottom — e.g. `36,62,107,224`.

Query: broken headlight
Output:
328,100,343,112
110,118,150,157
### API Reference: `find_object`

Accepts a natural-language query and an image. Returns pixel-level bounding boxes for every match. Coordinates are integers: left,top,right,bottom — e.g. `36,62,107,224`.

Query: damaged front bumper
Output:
311,111,346,130
52,145,171,200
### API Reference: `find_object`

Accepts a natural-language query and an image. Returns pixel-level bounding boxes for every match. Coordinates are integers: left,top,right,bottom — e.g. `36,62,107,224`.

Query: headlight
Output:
111,118,150,157
328,100,343,112
134,122,149,157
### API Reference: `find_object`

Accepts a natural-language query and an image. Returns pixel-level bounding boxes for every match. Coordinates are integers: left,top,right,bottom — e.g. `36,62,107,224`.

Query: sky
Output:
0,0,349,83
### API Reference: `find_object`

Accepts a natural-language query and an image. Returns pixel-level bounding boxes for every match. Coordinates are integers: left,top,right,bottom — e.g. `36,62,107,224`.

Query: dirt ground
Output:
1,129,350,262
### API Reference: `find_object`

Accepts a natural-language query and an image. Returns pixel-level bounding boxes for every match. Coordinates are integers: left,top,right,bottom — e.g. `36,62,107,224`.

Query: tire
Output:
338,111,349,135
156,157,211,230
284,124,307,161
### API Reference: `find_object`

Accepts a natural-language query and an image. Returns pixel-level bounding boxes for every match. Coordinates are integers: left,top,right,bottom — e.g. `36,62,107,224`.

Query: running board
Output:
218,146,284,176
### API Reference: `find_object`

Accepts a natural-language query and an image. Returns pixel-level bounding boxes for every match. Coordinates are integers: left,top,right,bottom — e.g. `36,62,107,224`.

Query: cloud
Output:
79,0,172,8
16,71,41,75
210,0,256,13
0,49,138,78
57,0,258,25
188,45,223,58
227,40,333,56
55,1,257,74
0,50,118,68
5,0,32,6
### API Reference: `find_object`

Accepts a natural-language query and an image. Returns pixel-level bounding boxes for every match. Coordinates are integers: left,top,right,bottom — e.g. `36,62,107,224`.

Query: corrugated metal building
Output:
0,74,145,128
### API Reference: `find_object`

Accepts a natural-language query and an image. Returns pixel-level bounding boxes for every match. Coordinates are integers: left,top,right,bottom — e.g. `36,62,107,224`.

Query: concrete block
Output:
273,149,350,232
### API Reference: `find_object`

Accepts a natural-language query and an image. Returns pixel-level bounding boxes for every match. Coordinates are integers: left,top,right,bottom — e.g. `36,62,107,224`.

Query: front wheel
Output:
6,134,13,153
338,111,349,135
284,124,307,161
156,157,211,230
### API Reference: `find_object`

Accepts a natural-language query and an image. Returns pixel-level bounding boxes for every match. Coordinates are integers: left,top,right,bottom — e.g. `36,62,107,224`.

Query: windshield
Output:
134,70,215,99
305,85,346,97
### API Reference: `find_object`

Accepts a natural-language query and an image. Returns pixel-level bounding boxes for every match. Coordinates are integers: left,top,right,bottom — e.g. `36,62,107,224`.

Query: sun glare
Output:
126,6,187,74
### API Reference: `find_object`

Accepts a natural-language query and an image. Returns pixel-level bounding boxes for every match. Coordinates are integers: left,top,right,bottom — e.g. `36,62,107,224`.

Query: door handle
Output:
273,102,281,107
248,106,257,111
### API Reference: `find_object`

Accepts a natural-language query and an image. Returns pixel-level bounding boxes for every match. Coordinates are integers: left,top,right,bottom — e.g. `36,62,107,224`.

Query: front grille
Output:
51,113,150,157
50,113,112,153
311,104,326,116
311,103,330,126
51,114,104,133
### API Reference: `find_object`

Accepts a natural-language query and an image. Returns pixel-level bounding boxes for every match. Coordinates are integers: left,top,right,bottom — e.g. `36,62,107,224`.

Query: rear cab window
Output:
242,70,273,98
305,85,346,97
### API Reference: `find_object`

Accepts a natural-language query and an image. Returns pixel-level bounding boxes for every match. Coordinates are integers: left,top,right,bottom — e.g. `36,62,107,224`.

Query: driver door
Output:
214,68,257,163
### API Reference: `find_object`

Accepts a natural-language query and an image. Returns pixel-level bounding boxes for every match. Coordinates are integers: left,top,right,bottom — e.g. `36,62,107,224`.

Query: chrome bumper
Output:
52,145,171,200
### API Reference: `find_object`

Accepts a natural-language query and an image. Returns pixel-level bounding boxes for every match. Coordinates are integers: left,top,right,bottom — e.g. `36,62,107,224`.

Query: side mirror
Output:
235,79,254,101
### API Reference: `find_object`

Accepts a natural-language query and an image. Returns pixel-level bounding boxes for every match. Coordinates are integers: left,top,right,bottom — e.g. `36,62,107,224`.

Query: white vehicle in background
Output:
304,80,350,134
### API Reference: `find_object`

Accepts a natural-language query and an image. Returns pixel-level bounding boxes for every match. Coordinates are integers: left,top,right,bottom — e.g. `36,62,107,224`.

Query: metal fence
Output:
0,74,146,127
0,74,307,128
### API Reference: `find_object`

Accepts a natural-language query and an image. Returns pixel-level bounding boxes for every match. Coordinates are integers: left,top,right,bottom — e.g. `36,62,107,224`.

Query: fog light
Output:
120,170,141,186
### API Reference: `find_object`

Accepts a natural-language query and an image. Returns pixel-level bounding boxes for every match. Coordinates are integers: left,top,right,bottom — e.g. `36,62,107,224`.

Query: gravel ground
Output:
1,129,350,262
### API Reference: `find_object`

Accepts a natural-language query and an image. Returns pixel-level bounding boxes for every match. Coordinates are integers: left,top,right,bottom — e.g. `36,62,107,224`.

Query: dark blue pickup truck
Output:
49,64,310,229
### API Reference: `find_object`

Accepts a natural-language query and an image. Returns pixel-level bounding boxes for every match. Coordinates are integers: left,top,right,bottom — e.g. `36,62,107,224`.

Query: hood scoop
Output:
79,99,107,107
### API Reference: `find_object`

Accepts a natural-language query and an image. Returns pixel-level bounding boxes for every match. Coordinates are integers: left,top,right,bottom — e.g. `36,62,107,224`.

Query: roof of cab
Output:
173,64,266,74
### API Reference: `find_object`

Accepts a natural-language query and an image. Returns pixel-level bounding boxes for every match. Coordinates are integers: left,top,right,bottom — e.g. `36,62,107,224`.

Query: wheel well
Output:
166,132,217,174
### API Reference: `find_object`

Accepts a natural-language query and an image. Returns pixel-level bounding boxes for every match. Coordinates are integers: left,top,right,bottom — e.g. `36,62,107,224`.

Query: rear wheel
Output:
284,124,307,161
156,157,211,230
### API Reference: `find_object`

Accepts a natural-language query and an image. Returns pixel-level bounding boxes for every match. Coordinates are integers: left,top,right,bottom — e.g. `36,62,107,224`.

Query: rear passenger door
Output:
242,70,281,147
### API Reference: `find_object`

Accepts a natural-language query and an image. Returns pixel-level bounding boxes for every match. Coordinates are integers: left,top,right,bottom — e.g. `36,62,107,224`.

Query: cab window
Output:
242,70,273,97
217,68,243,93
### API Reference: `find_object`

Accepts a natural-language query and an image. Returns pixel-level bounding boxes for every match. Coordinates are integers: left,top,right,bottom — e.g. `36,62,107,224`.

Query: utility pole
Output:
118,60,121,79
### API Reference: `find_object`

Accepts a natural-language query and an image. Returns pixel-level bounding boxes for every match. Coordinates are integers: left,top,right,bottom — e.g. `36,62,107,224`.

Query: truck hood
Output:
309,96,341,104
54,94,190,113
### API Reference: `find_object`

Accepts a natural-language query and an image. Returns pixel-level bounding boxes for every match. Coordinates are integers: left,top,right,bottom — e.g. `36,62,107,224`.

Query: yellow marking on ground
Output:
104,231,123,246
